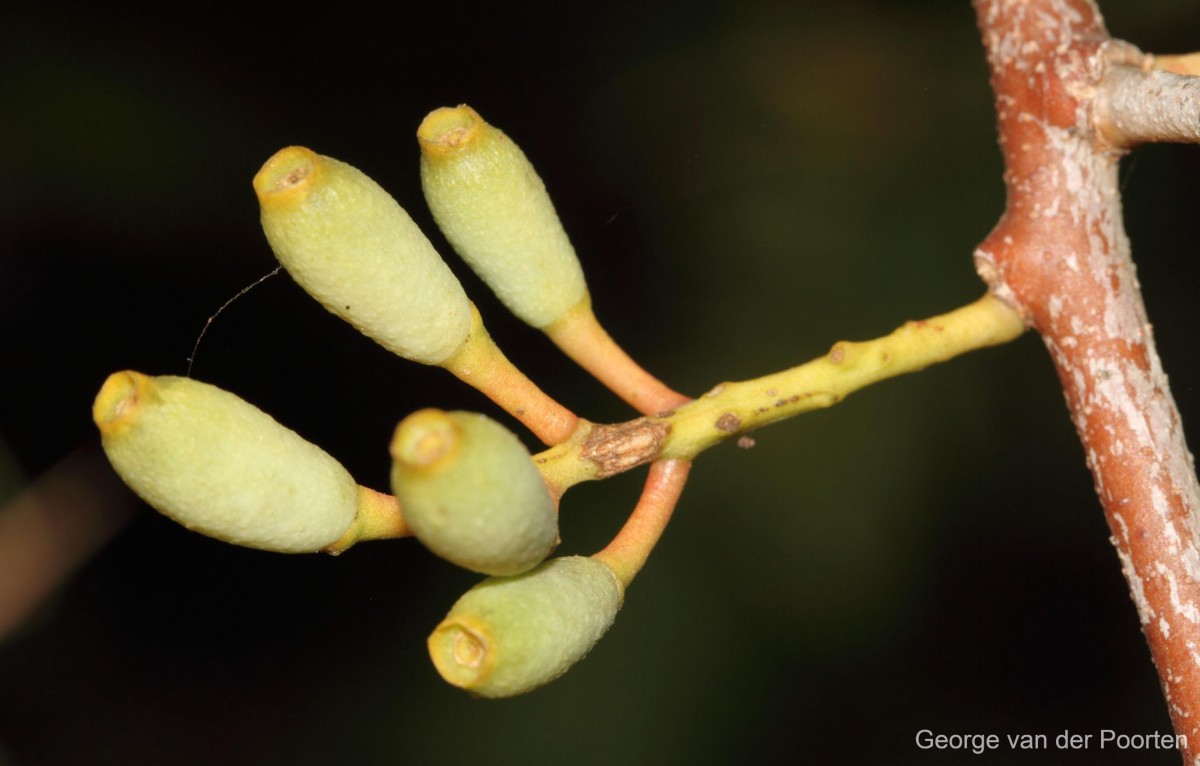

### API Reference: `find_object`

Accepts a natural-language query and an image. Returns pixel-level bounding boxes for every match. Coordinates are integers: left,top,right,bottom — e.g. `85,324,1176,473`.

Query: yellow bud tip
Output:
452,628,486,667
390,409,461,471
253,146,322,207
417,105,485,159
93,370,152,436
429,618,491,688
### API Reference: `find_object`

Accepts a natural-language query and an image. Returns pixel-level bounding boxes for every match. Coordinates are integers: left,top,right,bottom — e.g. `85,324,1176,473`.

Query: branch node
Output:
581,419,670,479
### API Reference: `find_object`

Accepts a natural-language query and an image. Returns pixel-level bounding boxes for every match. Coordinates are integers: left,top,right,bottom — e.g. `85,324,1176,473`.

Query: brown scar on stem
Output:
715,413,741,433
580,418,671,479
737,436,756,449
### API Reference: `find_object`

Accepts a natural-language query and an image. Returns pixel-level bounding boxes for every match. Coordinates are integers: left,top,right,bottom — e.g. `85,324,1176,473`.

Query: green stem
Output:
536,293,1025,492
593,459,691,596
544,296,691,416
442,303,581,446
325,486,408,553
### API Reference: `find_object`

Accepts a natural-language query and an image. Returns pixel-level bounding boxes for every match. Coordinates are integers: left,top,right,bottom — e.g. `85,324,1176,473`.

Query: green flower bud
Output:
93,371,358,553
390,409,556,576
428,556,621,698
418,105,588,329
255,146,471,365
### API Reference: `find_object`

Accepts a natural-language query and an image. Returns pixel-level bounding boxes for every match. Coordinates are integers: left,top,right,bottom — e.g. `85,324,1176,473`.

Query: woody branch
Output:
972,0,1200,757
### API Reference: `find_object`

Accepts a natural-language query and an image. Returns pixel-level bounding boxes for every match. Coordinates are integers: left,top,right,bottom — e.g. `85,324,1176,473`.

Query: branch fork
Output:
973,0,1200,755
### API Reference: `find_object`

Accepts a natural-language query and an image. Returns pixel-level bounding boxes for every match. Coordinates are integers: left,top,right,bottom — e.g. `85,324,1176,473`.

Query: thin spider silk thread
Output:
186,267,283,377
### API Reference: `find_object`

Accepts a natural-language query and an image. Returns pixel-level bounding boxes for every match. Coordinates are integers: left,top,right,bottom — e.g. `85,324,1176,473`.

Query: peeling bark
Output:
1097,65,1200,146
973,0,1200,758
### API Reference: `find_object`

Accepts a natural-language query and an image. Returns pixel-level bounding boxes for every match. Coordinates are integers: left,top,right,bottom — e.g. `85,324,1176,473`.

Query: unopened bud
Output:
255,146,471,365
391,409,557,576
418,105,587,329
428,556,621,698
93,371,358,553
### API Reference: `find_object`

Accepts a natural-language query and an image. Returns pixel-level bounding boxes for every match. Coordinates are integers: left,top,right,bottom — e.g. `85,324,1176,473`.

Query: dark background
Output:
2,1,1199,764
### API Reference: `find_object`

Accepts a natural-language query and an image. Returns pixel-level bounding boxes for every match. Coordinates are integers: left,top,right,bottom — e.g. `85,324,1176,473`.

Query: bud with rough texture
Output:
93,371,359,553
390,409,557,576
255,146,471,365
428,556,621,698
418,105,587,329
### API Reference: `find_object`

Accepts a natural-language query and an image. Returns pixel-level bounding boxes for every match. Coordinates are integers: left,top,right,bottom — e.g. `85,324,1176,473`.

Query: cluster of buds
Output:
94,106,690,697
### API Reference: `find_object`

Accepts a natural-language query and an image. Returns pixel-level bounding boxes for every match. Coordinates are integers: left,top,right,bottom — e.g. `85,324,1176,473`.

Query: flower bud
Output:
93,371,359,553
255,146,471,365
390,409,556,576
418,105,587,329
428,556,621,698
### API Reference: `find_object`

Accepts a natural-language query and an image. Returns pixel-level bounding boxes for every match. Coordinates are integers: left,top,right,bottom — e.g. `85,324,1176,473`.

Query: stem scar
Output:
581,419,671,479
715,413,741,433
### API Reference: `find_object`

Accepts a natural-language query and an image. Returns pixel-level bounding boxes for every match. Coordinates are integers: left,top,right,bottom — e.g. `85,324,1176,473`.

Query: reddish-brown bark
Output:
973,0,1200,757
